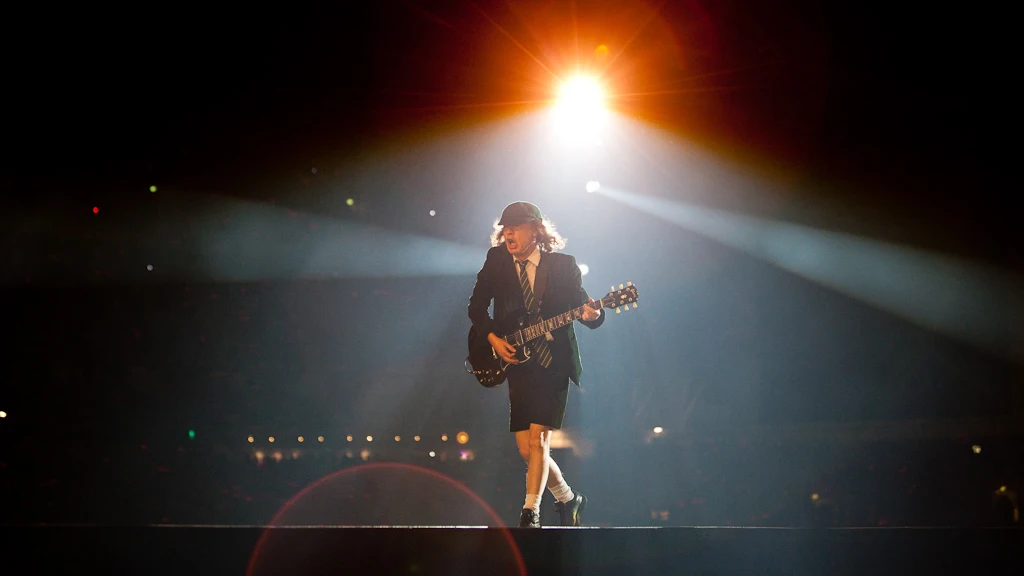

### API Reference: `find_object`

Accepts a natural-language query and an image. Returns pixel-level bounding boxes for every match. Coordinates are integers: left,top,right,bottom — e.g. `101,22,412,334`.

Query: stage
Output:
4,525,1020,575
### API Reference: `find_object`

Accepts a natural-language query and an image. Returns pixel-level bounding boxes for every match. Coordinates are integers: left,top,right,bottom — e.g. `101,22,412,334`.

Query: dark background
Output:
1,0,1019,527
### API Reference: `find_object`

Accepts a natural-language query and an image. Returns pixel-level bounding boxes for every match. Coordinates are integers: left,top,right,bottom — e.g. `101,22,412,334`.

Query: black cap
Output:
498,201,543,226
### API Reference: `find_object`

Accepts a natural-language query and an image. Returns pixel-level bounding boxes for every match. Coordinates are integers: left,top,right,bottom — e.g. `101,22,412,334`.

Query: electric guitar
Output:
465,282,639,387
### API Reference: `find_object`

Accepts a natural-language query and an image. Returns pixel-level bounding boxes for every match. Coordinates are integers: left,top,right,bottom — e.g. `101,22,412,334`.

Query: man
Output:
468,201,605,528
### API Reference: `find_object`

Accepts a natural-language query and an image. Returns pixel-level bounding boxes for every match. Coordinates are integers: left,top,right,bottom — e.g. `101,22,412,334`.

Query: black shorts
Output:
507,353,571,432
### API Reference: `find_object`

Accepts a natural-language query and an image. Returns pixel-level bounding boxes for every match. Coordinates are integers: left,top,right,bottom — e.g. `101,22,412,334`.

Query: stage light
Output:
360,449,371,461
429,210,436,216
93,207,100,214
269,436,275,443
366,435,373,442
653,426,664,434
551,75,607,144
346,198,355,206
188,429,195,439
395,436,401,442
146,265,153,271
149,185,157,193
441,434,449,442
414,435,421,442
272,451,283,462
456,431,469,445
578,263,589,276
999,486,1007,492
586,181,600,193
297,436,304,443
346,435,353,442
557,76,604,113
317,436,324,443
0,411,6,418
247,435,254,443
811,493,820,501
429,451,436,458
972,444,981,454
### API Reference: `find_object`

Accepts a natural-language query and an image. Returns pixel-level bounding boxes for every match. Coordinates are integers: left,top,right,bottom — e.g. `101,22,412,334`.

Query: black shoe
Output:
518,508,540,528
554,492,587,526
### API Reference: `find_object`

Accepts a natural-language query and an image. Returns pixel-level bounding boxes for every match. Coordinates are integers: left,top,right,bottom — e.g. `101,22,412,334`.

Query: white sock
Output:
549,480,574,504
524,493,541,514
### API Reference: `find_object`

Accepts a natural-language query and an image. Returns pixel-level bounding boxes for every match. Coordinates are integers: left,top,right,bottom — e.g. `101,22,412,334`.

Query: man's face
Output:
503,223,537,259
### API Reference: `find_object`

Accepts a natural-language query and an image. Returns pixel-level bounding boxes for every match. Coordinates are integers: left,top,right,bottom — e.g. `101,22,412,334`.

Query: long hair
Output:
490,218,567,253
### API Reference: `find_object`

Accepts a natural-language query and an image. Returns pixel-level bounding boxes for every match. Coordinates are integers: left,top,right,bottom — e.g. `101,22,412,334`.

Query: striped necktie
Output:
517,260,552,368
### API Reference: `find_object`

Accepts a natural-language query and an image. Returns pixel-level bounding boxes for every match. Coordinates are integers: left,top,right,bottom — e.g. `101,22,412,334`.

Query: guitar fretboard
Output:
508,297,610,346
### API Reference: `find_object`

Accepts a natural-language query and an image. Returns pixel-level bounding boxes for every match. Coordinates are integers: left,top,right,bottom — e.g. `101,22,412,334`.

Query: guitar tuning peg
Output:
619,284,623,289
633,303,638,309
627,281,632,286
615,307,621,314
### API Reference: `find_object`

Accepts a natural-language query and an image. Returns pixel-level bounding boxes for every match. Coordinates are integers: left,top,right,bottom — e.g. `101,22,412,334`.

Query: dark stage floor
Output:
3,525,1021,575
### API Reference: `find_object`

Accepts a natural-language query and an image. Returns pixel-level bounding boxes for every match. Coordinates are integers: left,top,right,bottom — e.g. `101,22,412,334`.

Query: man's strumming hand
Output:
488,332,519,364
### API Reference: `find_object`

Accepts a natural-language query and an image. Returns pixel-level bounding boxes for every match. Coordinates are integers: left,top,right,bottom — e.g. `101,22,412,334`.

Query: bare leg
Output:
516,430,566,490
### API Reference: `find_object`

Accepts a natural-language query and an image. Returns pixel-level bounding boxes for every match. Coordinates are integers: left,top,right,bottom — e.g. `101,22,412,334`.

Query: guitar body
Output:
465,308,536,388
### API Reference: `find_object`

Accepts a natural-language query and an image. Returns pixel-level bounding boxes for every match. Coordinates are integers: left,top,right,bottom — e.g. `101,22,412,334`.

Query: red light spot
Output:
92,207,99,214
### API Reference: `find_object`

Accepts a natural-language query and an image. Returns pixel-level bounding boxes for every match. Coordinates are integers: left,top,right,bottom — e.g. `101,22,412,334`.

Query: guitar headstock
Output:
599,282,639,313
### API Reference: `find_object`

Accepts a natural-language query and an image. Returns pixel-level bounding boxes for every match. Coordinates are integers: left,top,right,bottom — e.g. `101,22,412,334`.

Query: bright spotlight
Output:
653,426,664,435
551,76,607,144
578,263,589,276
586,181,600,193
972,444,982,454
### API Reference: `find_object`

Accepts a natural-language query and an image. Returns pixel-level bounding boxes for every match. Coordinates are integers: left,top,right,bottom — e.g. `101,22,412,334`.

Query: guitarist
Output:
468,201,605,528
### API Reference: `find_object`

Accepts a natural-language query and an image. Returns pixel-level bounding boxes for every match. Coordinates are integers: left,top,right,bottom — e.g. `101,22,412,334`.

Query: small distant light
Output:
414,436,421,442
456,431,469,445
272,451,283,462
254,451,265,461
653,426,664,435
149,185,158,193
297,436,304,443
146,264,153,271
311,167,318,174
360,449,371,461
578,263,589,276
188,429,195,439
346,198,355,206
92,207,100,214
459,450,470,461
366,435,373,442
394,436,401,442
317,436,324,443
811,493,820,501
247,435,254,443
972,444,982,454
346,435,353,442
269,436,276,443
586,181,600,193
441,434,449,442
999,486,1008,493
429,451,436,458
0,411,7,418
429,210,436,216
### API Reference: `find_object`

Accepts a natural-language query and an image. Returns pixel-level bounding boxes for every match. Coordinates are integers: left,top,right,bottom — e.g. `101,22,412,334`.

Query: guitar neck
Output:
514,299,603,345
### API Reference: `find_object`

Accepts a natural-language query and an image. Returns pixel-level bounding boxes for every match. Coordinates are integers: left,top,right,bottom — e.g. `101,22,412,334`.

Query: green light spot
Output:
150,185,157,193
346,198,354,206
188,429,195,439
